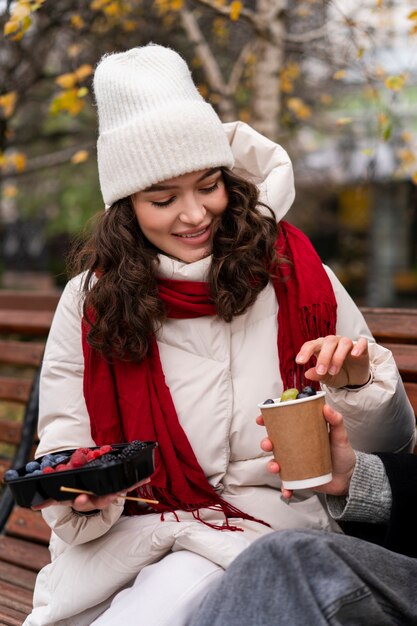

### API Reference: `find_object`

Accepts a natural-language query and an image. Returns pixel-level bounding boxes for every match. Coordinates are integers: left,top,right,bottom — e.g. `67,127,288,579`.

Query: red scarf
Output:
82,221,337,527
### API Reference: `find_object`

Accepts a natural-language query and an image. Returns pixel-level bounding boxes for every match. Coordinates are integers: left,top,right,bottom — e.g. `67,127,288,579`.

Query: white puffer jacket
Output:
26,122,416,626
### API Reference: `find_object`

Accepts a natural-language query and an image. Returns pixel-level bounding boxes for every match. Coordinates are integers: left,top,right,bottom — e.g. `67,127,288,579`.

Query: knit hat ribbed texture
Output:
94,44,234,206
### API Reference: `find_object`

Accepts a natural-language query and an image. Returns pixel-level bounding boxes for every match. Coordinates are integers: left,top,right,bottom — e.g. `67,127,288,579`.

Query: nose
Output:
178,194,206,225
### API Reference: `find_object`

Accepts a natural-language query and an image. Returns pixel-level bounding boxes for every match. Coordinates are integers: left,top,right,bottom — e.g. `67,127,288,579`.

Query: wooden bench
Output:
0,290,60,626
0,297,416,625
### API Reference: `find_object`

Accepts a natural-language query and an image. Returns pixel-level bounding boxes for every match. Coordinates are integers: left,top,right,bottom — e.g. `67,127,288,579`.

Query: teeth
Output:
177,228,206,238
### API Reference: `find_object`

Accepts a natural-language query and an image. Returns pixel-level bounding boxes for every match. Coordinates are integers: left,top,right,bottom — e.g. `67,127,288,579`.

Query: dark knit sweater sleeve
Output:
340,452,417,557
375,452,417,557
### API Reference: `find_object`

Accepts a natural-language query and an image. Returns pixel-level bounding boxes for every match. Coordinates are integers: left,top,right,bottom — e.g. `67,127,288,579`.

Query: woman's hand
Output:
31,478,151,513
295,335,370,388
257,405,357,499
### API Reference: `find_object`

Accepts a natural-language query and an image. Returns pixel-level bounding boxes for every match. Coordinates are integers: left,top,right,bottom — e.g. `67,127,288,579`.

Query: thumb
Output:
323,404,350,446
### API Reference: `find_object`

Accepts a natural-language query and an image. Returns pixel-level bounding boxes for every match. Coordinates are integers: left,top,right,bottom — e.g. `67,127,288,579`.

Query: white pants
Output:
88,550,223,626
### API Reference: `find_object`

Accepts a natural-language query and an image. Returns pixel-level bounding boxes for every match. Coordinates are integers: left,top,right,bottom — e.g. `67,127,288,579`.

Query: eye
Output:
151,196,176,207
200,180,220,194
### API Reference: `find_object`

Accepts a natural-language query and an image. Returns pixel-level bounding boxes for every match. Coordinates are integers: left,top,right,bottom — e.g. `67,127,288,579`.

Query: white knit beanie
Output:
94,44,235,206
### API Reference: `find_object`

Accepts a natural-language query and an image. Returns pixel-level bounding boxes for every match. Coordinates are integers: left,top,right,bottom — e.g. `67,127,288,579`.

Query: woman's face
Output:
132,168,228,263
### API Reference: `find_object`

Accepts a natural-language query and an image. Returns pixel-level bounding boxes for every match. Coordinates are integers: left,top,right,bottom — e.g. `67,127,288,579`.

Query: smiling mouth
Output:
174,226,209,239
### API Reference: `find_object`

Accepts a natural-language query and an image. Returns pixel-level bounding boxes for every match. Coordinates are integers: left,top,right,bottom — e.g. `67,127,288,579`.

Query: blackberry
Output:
118,440,147,461
86,453,119,467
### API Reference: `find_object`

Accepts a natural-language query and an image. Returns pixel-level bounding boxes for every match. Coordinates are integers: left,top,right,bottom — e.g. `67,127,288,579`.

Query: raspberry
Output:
70,451,88,468
42,466,55,474
99,445,113,455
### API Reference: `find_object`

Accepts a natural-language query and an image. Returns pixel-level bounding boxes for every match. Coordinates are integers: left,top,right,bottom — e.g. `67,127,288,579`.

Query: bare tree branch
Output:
0,142,96,181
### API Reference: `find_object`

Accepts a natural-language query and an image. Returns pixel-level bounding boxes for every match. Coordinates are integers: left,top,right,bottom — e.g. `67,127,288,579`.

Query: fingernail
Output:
296,354,305,363
317,365,326,375
329,366,337,375
351,349,359,356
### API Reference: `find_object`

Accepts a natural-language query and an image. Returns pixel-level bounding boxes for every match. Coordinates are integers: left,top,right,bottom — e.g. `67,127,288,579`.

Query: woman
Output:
25,44,415,626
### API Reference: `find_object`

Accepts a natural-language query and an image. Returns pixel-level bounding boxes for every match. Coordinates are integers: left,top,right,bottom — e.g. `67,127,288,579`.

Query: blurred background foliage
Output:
1,0,417,303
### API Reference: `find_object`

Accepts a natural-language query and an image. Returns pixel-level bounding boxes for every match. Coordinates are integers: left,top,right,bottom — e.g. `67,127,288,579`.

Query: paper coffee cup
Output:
258,391,332,489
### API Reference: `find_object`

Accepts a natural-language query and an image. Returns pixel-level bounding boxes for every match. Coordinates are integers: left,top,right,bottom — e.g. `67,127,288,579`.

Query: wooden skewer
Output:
59,485,159,504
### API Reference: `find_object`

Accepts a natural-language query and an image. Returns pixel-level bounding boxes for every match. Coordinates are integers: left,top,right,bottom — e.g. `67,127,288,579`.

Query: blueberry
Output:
4,469,19,481
302,386,317,396
52,455,70,465
296,392,310,399
25,461,41,473
263,398,275,405
40,455,55,469
30,469,43,476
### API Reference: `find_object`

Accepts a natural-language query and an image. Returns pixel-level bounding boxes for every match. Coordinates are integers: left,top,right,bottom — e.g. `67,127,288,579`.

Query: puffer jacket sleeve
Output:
323,265,416,454
36,275,124,545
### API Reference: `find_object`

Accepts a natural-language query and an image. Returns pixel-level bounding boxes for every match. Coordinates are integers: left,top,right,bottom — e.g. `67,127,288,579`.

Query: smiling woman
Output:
24,43,416,626
132,168,228,264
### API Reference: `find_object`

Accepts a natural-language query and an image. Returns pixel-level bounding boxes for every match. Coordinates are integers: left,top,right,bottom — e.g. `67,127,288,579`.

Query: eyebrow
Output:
142,168,221,193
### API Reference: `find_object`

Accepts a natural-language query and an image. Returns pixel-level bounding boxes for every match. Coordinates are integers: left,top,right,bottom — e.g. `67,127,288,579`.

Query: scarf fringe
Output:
127,484,269,531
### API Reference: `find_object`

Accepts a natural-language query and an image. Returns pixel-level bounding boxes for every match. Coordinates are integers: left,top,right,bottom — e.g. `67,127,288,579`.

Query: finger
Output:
312,335,343,375
295,338,323,365
267,459,280,474
350,337,369,358
322,404,350,446
326,337,354,376
260,437,273,452
281,487,293,499
256,414,265,426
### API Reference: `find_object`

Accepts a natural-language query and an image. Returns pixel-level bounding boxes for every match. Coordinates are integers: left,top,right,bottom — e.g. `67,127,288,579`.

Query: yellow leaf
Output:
50,89,85,116
71,14,85,29
0,92,17,118
408,10,417,21
287,97,312,120
4,19,21,36
103,1,120,17
376,0,383,7
401,131,413,144
55,73,77,89
412,172,417,185
333,69,346,80
357,48,364,59
361,148,375,156
11,4,31,20
122,20,139,31
171,0,183,9
230,1,242,21
10,152,27,173
320,93,333,105
68,44,82,57
336,117,353,126
2,184,18,199
74,64,93,82
77,87,88,98
397,148,416,165
71,150,89,164
384,74,406,91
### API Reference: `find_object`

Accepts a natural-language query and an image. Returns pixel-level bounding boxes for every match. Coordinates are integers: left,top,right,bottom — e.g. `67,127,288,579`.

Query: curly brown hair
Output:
68,167,280,361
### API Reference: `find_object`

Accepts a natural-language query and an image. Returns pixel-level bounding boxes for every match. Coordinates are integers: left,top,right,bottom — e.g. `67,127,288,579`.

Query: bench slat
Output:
0,560,37,591
0,420,22,446
0,604,30,626
0,581,34,614
0,376,31,403
0,291,60,311
0,340,44,367
382,344,417,382
0,310,54,335
362,307,417,344
0,536,50,572
5,508,51,545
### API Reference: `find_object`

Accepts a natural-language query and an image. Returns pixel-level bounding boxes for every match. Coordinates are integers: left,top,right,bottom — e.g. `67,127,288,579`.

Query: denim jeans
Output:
189,529,417,626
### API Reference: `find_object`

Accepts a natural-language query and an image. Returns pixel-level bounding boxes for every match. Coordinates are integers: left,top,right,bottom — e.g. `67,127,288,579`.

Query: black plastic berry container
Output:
4,442,157,508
